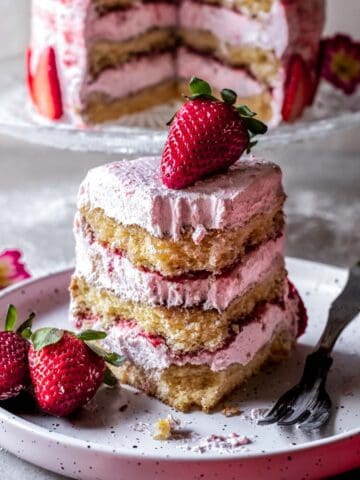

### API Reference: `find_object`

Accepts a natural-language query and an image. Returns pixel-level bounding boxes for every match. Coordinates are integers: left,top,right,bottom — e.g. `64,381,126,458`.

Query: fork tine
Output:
257,397,293,425
299,408,331,431
277,408,310,426
258,385,301,425
298,393,332,431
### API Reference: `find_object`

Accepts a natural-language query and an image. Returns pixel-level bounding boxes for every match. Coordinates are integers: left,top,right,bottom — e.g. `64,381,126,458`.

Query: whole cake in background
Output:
27,0,325,126
69,79,307,412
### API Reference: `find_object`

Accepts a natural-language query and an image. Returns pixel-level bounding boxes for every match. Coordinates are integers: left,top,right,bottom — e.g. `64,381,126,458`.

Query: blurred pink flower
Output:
0,250,31,290
320,34,360,95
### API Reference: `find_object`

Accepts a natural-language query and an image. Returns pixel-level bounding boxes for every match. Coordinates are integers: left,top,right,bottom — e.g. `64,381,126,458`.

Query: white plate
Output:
0,55,360,155
0,258,359,480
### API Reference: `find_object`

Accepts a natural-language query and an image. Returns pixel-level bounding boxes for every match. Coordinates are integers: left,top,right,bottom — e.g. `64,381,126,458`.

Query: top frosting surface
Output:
77,156,284,239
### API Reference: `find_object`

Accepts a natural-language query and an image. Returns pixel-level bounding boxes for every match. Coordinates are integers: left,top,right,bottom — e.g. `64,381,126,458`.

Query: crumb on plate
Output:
153,415,180,440
222,406,241,417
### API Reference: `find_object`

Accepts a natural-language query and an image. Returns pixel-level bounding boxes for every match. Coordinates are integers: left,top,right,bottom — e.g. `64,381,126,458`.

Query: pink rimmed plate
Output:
0,258,359,480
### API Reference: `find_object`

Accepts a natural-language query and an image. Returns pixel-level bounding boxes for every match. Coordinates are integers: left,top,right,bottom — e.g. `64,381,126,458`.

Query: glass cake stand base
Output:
1,55,360,155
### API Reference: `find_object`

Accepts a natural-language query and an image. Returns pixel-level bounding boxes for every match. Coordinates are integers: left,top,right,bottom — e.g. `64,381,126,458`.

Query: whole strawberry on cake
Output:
70,77,307,412
27,0,325,126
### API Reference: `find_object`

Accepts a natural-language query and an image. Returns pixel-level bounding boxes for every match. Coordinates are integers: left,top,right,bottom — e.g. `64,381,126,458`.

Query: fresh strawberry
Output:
26,47,35,104
161,77,267,190
0,305,33,401
28,328,123,417
32,46,63,120
282,55,312,122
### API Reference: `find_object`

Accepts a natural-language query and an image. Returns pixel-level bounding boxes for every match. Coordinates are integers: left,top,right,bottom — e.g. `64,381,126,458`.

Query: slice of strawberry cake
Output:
70,79,307,412
28,0,325,126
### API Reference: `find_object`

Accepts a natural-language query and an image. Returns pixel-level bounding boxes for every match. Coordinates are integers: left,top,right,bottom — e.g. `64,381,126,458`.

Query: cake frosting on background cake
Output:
28,0,325,126
70,156,307,411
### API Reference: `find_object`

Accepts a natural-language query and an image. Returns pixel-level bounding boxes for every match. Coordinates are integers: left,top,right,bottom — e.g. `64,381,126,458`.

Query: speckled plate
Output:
0,258,359,480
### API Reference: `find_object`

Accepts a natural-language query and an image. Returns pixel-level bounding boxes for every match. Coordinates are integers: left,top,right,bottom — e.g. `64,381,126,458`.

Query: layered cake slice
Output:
28,0,325,126
70,80,306,411
70,156,305,411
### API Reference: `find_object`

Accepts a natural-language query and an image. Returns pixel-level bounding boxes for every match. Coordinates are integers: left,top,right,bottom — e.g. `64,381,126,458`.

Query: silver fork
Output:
258,261,360,431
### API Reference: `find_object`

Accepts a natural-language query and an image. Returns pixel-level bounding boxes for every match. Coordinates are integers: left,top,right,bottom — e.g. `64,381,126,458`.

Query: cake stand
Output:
1,55,360,155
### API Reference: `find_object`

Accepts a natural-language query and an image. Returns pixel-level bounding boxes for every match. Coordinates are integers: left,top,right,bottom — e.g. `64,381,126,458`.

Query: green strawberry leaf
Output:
5,304,17,332
103,367,118,387
242,116,268,135
105,352,125,367
220,88,237,105
31,328,64,351
17,312,35,339
86,342,125,367
77,330,107,341
237,105,257,117
189,76,212,96
246,140,258,154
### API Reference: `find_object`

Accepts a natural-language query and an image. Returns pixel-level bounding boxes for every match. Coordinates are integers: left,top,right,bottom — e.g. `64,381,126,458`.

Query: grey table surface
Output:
0,129,359,479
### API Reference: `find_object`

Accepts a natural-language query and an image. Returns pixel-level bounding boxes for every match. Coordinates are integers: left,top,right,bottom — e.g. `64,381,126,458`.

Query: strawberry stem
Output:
31,328,64,351
189,76,212,96
85,342,125,367
4,304,17,332
220,88,237,105
167,78,268,153
103,367,118,387
17,312,35,339
237,105,256,117
77,330,107,341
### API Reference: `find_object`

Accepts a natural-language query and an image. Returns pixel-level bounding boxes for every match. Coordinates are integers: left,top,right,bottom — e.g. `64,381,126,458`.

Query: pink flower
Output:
0,250,31,290
320,34,360,95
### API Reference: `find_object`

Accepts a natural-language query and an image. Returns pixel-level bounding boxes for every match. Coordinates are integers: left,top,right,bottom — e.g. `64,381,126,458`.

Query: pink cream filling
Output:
82,53,174,99
179,0,325,63
74,213,285,311
179,0,289,57
177,47,264,97
86,2,176,44
94,288,301,372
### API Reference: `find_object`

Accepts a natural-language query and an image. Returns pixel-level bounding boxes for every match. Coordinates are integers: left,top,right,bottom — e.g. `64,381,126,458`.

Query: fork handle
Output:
317,262,360,354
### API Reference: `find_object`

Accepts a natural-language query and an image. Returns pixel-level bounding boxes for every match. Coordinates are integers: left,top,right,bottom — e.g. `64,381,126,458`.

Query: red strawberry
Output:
33,46,63,120
282,55,312,123
26,47,35,104
28,328,123,417
161,77,267,190
0,305,33,401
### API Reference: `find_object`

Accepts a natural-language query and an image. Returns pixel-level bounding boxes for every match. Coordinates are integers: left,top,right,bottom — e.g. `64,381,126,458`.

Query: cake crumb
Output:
222,406,241,417
153,415,180,440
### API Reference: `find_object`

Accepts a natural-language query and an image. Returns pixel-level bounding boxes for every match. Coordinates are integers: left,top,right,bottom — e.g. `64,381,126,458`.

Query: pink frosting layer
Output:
74,212,285,311
96,287,301,372
77,156,284,240
81,53,174,99
86,2,176,44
